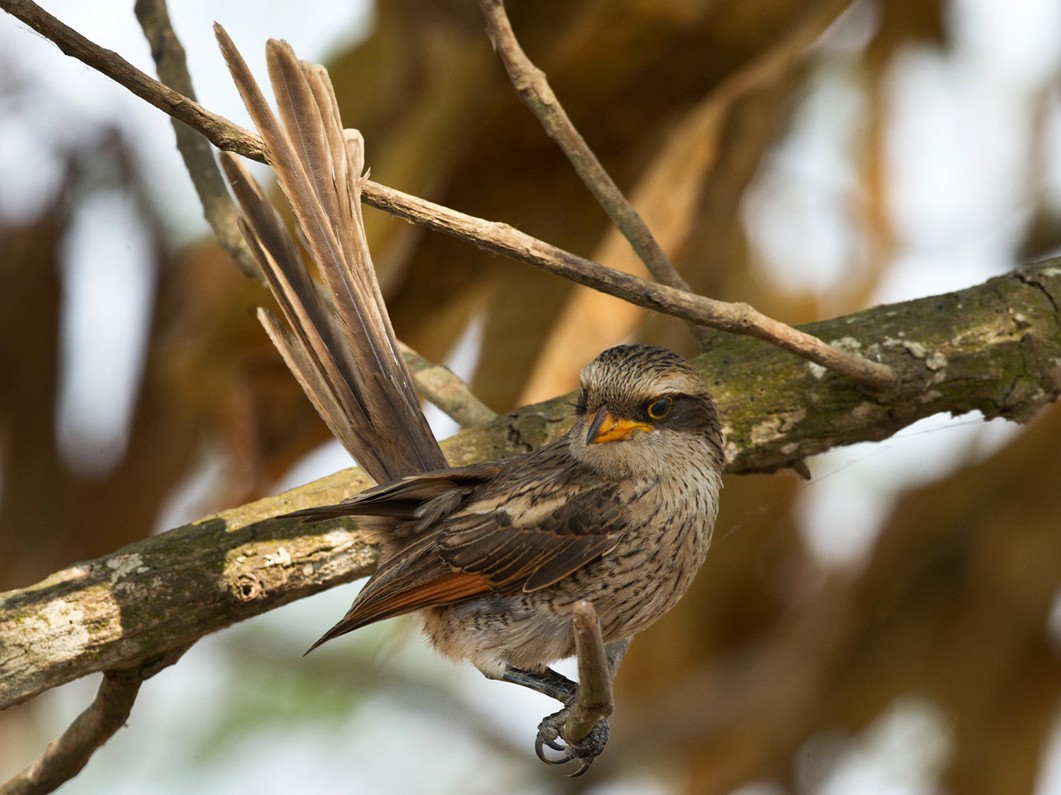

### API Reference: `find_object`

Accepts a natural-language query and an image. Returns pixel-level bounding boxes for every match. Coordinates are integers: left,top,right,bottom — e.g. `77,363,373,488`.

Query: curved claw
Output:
534,709,570,764
533,708,610,774
570,758,595,778
534,734,568,764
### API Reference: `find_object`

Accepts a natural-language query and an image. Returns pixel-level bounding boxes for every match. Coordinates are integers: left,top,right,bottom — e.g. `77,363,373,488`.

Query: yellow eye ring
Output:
646,397,673,421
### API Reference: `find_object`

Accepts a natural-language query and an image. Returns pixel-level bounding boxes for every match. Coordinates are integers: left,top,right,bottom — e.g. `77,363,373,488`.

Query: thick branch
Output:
0,0,895,389
3,260,1058,711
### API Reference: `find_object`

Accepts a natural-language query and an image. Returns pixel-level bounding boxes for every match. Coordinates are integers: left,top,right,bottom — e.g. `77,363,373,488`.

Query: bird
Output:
296,342,725,770
215,29,724,773
302,342,725,666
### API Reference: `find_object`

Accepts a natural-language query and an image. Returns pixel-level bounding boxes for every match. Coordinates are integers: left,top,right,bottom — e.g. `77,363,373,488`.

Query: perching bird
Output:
302,342,724,666
216,29,724,773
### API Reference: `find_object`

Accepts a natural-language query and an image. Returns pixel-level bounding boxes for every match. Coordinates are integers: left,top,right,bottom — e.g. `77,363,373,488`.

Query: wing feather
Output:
305,448,633,650
306,562,492,653
437,473,628,592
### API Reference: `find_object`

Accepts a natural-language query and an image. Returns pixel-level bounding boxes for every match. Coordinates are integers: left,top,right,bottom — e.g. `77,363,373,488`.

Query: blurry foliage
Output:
1,0,1060,792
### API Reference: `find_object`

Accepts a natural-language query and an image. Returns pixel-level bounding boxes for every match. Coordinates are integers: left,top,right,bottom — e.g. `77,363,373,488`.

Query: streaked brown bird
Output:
216,30,724,773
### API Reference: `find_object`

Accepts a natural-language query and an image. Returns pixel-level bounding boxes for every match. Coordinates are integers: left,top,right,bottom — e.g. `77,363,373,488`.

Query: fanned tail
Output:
214,24,446,484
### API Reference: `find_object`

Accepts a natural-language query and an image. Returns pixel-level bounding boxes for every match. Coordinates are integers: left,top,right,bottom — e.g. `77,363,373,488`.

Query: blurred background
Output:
2,0,1061,793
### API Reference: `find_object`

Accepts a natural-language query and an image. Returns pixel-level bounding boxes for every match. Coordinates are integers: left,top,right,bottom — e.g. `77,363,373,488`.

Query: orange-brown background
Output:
1,1,1059,792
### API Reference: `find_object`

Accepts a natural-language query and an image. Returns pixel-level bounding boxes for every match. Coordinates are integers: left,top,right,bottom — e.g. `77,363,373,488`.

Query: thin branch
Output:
133,0,257,276
0,0,260,159
478,0,703,338
400,343,497,429
0,0,897,389
1,649,186,795
1,677,140,795
563,601,613,745
363,183,898,389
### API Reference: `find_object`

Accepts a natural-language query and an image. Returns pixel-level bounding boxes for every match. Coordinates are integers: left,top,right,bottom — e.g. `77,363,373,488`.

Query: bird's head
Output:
569,344,724,480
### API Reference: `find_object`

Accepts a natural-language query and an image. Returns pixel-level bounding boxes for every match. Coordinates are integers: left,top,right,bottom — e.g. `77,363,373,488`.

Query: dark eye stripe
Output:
662,395,718,434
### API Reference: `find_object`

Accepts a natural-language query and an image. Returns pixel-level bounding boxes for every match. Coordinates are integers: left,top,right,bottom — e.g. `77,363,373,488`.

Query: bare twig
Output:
478,0,695,302
364,184,898,389
1,649,186,795
133,0,257,276
1,677,141,795
400,343,497,429
0,0,261,158
0,0,898,390
563,601,614,746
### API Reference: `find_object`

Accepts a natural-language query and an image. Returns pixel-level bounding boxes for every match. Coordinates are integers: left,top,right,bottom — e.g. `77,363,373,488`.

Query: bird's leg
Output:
492,608,630,775
537,635,627,770
531,602,627,775
498,635,629,707
496,666,588,767
501,666,578,703
605,637,630,679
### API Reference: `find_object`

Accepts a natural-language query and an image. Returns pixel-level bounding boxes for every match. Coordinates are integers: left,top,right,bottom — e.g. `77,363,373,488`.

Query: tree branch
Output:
2,260,1058,712
0,0,896,389
0,648,186,795
400,343,497,429
477,0,695,303
133,0,257,276
361,180,900,389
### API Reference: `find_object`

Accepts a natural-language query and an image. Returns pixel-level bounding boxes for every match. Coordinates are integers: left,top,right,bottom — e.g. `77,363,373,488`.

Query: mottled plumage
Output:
301,344,725,679
216,28,725,773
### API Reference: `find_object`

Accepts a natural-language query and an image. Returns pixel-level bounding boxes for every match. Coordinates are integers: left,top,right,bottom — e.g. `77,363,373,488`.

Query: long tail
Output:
214,25,446,484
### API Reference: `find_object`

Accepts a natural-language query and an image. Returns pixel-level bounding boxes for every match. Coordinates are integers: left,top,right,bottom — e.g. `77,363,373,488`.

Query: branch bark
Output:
400,343,497,429
3,260,1058,711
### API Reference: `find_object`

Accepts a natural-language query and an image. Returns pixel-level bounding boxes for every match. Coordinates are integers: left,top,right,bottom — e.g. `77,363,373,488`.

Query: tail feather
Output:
215,24,447,483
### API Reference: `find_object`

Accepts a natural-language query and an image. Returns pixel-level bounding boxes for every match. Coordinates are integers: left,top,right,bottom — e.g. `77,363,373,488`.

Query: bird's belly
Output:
421,593,578,678
421,507,713,677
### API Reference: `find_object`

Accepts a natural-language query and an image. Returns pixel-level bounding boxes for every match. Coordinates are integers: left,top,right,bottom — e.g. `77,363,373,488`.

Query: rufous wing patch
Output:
305,570,492,654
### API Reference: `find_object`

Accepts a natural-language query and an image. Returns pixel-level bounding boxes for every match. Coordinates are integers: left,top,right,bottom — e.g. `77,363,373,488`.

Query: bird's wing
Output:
288,462,503,525
216,27,446,483
437,479,625,592
305,457,631,651
305,529,495,652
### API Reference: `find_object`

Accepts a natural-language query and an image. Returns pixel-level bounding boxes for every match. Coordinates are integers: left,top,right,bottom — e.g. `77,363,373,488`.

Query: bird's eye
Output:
645,397,673,421
575,391,587,415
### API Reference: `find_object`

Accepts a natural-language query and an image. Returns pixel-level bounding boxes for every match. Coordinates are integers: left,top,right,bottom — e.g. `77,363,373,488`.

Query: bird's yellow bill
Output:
587,408,652,444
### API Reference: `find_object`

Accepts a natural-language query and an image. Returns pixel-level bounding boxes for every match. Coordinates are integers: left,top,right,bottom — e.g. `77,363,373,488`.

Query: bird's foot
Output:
533,707,609,777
